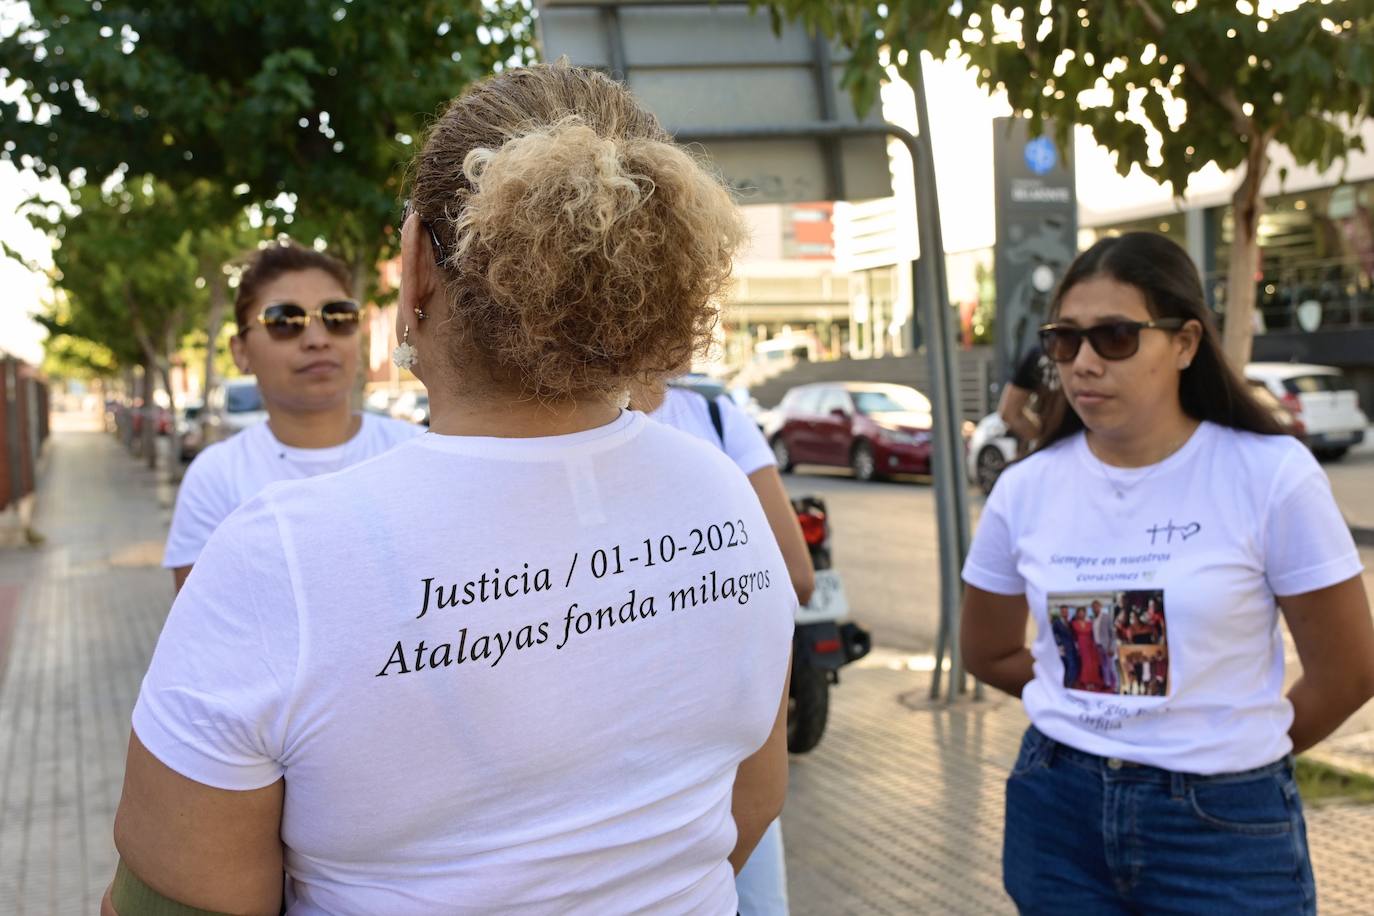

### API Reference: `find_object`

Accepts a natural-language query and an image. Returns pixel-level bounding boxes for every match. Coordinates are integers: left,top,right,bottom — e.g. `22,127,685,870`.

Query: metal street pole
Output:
909,63,974,700
675,118,971,699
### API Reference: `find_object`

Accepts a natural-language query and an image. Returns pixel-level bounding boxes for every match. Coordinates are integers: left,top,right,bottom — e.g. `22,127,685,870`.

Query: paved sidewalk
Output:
0,421,175,915
1326,443,1374,539
790,652,1374,915
4,425,1374,914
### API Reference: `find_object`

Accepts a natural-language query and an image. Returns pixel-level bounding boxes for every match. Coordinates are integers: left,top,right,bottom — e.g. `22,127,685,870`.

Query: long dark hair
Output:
1034,232,1283,454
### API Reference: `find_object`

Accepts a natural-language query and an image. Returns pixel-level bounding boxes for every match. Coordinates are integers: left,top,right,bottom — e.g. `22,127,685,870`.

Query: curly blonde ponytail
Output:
408,64,745,400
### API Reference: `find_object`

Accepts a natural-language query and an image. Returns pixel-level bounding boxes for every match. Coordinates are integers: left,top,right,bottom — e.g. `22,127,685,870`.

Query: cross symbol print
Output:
1146,520,1202,545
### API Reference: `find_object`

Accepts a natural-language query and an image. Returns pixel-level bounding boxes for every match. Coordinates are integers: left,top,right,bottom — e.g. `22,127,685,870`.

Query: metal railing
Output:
1206,256,1374,332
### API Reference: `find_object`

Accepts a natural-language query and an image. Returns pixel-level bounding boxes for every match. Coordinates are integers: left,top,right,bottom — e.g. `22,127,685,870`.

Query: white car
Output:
390,390,430,426
364,388,399,416
1245,363,1368,461
200,377,268,448
966,412,1017,495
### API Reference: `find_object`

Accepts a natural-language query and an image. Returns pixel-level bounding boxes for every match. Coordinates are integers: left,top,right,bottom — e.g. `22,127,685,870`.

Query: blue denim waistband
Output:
1024,725,1293,790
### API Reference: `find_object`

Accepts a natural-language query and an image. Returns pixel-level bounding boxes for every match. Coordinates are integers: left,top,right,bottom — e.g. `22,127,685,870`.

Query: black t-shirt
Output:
1009,345,1053,394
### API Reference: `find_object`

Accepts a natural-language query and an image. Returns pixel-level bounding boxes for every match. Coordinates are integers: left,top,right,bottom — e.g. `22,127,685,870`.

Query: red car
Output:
769,382,933,481
129,400,173,437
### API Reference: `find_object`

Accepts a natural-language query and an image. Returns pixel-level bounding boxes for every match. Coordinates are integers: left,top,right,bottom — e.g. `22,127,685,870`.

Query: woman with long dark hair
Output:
961,232,1374,913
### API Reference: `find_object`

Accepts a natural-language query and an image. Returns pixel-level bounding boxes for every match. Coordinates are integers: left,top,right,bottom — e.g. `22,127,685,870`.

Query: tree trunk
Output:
349,255,371,305
141,356,157,469
163,324,180,416
350,254,374,411
1221,139,1271,371
157,344,182,482
121,366,137,450
156,360,177,418
125,289,176,471
202,261,229,404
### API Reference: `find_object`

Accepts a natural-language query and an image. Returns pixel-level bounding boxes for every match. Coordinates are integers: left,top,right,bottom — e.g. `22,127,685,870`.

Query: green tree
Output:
760,0,1374,366
174,181,263,405
22,178,209,464
35,295,135,381
14,180,259,415
40,333,121,380
1,0,535,302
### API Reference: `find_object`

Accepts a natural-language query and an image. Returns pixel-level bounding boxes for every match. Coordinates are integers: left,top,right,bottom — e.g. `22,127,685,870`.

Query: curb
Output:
1301,748,1374,782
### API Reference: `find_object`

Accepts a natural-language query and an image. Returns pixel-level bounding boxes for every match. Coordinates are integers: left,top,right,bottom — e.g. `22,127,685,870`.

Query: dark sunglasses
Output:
249,301,362,341
1039,318,1187,362
401,198,450,267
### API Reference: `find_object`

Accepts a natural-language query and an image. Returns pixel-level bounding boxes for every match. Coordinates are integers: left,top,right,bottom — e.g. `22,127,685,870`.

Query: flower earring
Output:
392,325,418,370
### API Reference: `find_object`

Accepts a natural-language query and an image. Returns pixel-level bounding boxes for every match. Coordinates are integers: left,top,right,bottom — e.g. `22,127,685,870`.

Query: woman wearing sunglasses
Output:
108,63,792,916
961,231,1374,914
162,242,421,592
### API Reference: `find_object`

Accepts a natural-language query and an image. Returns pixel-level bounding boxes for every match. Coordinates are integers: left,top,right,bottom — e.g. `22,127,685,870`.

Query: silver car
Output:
966,412,1017,495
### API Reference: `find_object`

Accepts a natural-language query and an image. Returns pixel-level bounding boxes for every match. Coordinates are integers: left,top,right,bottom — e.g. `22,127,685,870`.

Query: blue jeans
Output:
1003,726,1315,915
736,819,788,915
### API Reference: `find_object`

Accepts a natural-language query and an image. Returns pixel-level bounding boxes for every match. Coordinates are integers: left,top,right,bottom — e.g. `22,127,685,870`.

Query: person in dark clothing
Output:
998,345,1056,455
1051,604,1081,688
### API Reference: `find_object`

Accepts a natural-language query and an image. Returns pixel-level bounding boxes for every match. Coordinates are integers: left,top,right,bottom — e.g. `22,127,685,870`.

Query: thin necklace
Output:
1088,425,1197,500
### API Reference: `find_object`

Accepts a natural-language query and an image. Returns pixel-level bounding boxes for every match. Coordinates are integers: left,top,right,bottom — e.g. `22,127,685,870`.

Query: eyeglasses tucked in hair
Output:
401,199,450,267
246,301,362,341
1039,318,1187,362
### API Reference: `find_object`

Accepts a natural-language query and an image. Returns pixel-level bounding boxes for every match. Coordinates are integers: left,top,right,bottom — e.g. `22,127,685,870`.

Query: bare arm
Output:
730,657,790,874
109,730,284,915
1281,575,1374,754
172,566,192,594
997,383,1038,444
961,585,1035,698
748,466,815,606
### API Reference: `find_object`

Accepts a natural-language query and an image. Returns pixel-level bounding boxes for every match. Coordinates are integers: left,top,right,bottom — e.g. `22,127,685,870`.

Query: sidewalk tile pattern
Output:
0,431,172,915
789,659,1374,916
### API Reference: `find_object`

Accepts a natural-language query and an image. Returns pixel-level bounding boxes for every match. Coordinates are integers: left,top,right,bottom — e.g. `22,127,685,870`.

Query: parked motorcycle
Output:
788,496,870,753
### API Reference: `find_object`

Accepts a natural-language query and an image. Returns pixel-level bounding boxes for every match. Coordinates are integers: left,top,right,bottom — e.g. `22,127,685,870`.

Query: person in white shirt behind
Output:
639,380,815,916
164,242,421,591
106,63,793,916
646,383,815,607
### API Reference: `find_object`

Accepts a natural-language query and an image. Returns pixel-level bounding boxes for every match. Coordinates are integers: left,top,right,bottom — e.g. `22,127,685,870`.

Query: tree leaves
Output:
2,0,537,375
763,0,1372,199
763,0,1372,366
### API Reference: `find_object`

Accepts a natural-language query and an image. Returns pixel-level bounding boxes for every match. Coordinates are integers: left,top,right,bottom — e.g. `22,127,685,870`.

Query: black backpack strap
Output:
705,394,725,448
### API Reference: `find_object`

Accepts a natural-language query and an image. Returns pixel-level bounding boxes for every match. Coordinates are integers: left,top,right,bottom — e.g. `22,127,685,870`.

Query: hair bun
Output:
436,111,745,399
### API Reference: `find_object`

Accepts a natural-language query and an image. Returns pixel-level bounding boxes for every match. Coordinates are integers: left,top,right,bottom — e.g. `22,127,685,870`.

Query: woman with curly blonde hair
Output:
107,64,793,915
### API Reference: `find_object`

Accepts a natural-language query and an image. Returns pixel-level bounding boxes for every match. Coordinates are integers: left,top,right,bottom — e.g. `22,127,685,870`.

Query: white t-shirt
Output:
134,411,795,915
164,413,421,568
648,388,775,476
962,422,1362,774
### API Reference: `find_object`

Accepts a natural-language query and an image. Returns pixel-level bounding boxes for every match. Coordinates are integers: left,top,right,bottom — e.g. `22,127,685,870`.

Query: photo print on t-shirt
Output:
1048,589,1168,697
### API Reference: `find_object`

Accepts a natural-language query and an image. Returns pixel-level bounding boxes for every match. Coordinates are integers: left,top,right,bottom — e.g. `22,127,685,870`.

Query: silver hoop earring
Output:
392,325,418,370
